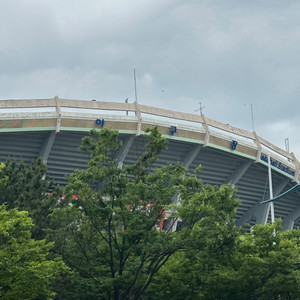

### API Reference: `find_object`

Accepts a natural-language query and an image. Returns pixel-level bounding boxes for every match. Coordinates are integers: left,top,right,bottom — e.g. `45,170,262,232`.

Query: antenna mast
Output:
251,104,255,132
195,102,205,115
134,68,138,103
285,138,290,153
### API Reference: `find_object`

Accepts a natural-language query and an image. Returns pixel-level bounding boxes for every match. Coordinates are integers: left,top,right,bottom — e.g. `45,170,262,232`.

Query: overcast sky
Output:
1,0,300,158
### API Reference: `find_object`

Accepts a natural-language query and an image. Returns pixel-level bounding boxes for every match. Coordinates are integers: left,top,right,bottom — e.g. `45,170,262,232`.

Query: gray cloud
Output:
0,0,300,156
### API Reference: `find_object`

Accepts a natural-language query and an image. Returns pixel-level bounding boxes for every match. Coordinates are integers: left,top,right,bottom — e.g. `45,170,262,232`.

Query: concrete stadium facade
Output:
0,97,299,229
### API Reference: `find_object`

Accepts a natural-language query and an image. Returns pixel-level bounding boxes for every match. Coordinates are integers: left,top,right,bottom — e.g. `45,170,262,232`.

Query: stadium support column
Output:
39,131,56,180
55,96,61,133
237,178,289,226
226,160,252,186
291,152,300,182
170,144,203,232
268,154,275,223
93,135,135,192
282,187,300,229
202,114,210,146
282,207,300,230
135,101,142,136
182,144,202,169
116,135,135,168
39,131,56,165
253,131,262,162
257,178,289,225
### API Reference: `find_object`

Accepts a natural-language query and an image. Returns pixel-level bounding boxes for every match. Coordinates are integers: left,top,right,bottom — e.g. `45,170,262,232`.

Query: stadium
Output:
0,97,299,229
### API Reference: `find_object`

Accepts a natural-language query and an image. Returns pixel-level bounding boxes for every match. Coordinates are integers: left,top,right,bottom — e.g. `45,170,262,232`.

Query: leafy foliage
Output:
1,128,298,299
0,163,8,188
49,127,240,299
0,204,66,299
149,220,300,300
0,158,61,239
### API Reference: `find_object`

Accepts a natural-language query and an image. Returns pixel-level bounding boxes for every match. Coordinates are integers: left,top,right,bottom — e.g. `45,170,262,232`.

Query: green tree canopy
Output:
0,158,61,239
49,127,240,299
0,204,66,299
0,163,7,188
149,220,300,300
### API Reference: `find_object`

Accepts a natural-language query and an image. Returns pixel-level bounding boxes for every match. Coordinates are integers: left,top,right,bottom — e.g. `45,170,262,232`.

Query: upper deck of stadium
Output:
0,97,299,229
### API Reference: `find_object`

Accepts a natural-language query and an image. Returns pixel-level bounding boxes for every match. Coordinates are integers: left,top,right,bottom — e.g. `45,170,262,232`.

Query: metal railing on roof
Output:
0,96,299,178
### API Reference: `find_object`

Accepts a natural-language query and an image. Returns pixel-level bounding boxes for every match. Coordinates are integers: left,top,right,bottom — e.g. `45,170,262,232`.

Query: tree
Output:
0,162,66,299
0,158,60,239
147,182,241,300
49,127,240,299
0,163,8,189
149,220,300,300
0,204,66,299
228,220,300,299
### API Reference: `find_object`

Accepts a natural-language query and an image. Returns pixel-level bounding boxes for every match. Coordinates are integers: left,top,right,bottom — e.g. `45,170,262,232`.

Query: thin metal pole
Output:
194,102,205,115
134,68,138,103
251,104,255,132
285,138,289,153
268,154,275,223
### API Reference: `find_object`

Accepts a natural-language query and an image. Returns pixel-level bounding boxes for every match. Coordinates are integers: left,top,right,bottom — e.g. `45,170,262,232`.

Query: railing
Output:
0,97,299,179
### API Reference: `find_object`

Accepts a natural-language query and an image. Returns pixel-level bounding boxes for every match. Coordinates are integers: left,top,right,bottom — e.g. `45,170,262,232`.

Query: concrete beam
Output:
237,178,290,226
182,144,202,169
227,160,252,186
55,96,61,133
282,205,300,230
171,145,203,232
39,131,56,164
290,152,300,182
253,131,262,162
202,114,210,147
280,183,300,230
273,178,290,196
135,101,142,136
237,202,270,226
117,135,135,168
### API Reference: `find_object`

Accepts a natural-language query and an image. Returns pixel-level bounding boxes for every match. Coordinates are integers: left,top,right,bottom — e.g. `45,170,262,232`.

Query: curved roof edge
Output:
0,97,299,181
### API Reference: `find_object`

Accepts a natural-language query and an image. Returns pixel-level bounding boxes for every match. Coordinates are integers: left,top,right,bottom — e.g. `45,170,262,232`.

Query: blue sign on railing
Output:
169,126,177,136
231,140,238,150
95,119,105,127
